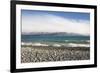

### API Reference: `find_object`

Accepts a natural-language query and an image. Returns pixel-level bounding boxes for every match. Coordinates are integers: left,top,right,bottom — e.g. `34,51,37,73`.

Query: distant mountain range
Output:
22,32,89,36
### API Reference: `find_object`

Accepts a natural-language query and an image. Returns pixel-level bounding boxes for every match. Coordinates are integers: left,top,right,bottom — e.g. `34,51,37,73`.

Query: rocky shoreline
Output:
21,46,90,63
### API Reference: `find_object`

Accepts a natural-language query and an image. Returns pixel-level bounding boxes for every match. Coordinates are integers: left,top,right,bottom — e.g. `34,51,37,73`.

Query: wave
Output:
52,44,61,47
67,43,90,47
21,42,90,47
21,42,48,46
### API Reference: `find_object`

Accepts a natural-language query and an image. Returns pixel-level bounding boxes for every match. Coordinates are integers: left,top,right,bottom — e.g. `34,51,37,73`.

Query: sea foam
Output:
22,42,90,47
21,42,48,46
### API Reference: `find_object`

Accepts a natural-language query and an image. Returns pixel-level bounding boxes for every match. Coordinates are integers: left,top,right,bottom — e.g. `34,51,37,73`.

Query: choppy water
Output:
21,34,90,47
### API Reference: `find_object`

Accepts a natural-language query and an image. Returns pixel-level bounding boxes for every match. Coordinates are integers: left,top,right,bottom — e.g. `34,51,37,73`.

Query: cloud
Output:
22,13,90,36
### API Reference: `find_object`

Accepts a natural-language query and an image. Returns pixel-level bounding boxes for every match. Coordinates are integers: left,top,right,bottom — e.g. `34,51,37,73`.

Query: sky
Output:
21,9,90,35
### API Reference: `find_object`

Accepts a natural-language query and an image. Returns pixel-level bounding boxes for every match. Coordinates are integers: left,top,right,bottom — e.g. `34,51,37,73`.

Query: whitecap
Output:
68,43,90,47
52,44,61,47
32,43,48,46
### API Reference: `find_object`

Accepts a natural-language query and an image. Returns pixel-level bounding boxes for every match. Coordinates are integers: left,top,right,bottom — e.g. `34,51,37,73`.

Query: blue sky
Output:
22,10,90,21
21,9,90,35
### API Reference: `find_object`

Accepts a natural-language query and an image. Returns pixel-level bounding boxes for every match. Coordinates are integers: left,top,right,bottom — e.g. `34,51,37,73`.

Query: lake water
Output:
21,34,90,47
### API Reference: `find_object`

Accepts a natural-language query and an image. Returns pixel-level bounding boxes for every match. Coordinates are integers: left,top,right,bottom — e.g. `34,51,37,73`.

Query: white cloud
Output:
22,14,90,35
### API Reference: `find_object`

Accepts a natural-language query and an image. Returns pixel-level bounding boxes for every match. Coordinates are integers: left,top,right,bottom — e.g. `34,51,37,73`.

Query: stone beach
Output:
21,46,90,63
